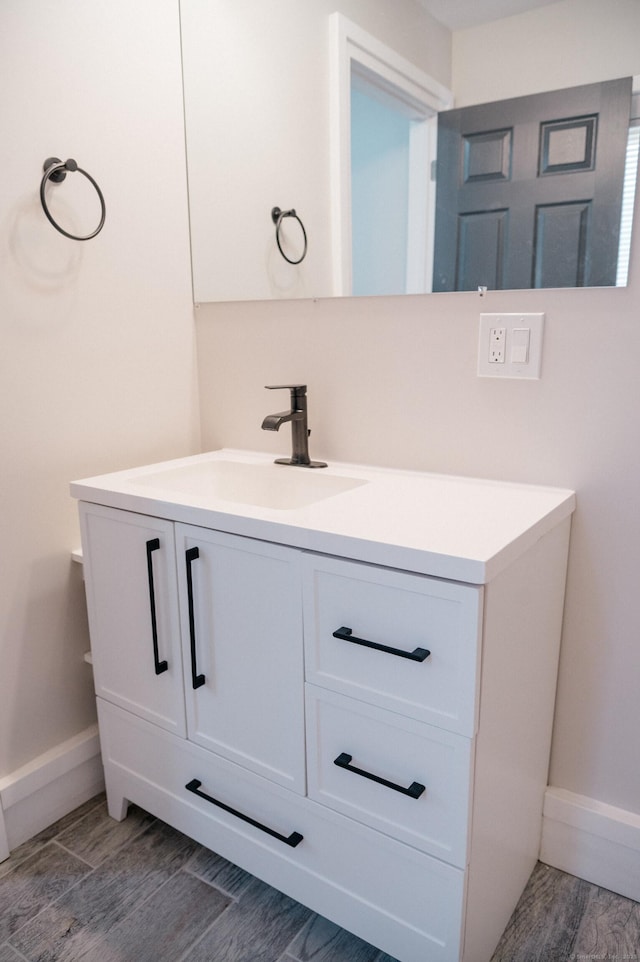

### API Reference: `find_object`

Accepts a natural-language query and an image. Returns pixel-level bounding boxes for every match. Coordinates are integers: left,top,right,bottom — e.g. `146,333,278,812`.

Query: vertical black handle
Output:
185,547,205,689
146,538,168,675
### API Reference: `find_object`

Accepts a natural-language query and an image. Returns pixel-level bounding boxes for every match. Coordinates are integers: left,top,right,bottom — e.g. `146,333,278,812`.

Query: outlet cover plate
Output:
478,313,544,379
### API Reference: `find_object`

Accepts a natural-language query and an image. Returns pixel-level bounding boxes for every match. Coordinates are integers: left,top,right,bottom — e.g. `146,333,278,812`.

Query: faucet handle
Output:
265,384,307,392
265,384,307,406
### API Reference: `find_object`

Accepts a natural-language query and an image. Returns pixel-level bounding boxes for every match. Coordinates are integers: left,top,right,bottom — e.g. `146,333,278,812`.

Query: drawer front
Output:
98,699,465,962
303,554,483,735
306,685,473,867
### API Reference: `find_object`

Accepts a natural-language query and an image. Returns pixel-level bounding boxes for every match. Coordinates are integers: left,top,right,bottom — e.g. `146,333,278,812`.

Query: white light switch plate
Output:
478,313,544,379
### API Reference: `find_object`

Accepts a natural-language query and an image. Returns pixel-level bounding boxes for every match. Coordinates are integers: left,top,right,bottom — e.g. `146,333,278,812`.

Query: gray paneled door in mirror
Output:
433,78,632,291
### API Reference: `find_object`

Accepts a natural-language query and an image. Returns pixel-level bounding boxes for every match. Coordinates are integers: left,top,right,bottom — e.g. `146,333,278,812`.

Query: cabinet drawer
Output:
98,699,465,962
303,555,483,735
306,685,473,867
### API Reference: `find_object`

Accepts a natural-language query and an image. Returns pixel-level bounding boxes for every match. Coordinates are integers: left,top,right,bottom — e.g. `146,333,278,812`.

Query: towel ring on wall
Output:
40,157,106,241
271,207,307,265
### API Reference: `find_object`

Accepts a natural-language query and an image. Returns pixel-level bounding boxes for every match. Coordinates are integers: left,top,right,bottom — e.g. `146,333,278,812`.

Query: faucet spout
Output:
262,385,327,468
261,410,299,432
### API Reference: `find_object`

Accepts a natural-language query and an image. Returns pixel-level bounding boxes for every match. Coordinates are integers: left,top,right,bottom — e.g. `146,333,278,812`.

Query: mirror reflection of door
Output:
351,69,433,296
433,77,632,291
332,14,452,297
351,74,411,296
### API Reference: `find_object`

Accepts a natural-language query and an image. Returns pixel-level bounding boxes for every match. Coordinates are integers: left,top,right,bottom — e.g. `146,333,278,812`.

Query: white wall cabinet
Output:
75,454,574,962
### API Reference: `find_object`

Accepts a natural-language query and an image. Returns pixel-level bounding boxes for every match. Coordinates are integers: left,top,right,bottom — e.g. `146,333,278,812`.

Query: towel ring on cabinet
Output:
271,206,307,265
40,157,106,241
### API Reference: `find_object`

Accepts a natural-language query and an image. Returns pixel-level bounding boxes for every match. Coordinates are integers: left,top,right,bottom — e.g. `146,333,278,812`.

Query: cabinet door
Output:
175,524,305,794
79,503,186,736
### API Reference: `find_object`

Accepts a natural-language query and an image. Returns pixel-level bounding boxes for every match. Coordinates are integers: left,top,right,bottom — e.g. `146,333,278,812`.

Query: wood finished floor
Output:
1,794,638,962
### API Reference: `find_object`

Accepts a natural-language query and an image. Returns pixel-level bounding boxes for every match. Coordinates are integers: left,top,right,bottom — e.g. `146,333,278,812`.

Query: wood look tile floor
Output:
1,794,638,962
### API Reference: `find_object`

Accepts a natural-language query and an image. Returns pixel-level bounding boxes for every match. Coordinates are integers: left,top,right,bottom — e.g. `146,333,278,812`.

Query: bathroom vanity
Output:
71,450,575,962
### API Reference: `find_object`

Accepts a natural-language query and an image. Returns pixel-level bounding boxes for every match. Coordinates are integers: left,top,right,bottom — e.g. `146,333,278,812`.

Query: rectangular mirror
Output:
179,0,640,302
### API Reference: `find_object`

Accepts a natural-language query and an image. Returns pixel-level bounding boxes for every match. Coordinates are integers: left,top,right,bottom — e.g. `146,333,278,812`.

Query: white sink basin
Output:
71,448,576,583
131,458,368,510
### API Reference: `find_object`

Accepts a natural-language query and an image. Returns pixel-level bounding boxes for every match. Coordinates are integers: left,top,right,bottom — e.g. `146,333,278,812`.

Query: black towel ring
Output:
271,207,307,265
40,157,106,241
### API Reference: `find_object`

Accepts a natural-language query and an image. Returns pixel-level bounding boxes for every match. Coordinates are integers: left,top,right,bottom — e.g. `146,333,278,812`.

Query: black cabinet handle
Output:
146,538,168,675
185,779,303,848
332,626,430,662
185,547,205,689
334,752,425,799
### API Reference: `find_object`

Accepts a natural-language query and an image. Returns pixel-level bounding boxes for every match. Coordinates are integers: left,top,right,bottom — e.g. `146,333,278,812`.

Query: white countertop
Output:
70,449,575,584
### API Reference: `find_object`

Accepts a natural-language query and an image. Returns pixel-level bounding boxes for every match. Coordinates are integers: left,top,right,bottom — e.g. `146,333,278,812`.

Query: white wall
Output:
0,0,199,781
195,1,640,822
452,0,640,105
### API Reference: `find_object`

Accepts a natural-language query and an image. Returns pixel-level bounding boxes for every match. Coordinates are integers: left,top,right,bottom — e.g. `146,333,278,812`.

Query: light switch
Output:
510,328,530,364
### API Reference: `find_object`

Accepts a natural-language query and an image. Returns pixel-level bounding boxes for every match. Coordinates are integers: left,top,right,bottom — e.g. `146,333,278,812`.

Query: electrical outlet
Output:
478,313,545,378
489,327,505,363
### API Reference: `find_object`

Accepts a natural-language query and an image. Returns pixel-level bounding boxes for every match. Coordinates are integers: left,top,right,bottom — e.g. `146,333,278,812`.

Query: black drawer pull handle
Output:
185,779,303,847
334,753,426,800
332,626,430,662
146,538,168,675
185,547,205,689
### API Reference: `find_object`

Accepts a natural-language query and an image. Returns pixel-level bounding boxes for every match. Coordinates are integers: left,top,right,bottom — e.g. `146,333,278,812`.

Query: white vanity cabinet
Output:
73,450,575,962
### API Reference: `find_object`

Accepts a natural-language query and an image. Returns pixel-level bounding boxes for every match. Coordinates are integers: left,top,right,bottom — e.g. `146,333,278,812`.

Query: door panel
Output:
533,201,590,287
80,503,186,737
434,77,632,290
176,524,306,794
457,209,508,290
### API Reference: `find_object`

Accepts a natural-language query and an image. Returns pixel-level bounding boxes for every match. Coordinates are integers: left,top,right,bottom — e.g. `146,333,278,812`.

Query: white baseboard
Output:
541,786,640,902
0,803,8,861
0,724,104,859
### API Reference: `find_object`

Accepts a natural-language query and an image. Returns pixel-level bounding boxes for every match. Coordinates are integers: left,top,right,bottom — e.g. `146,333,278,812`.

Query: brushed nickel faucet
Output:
261,385,327,467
